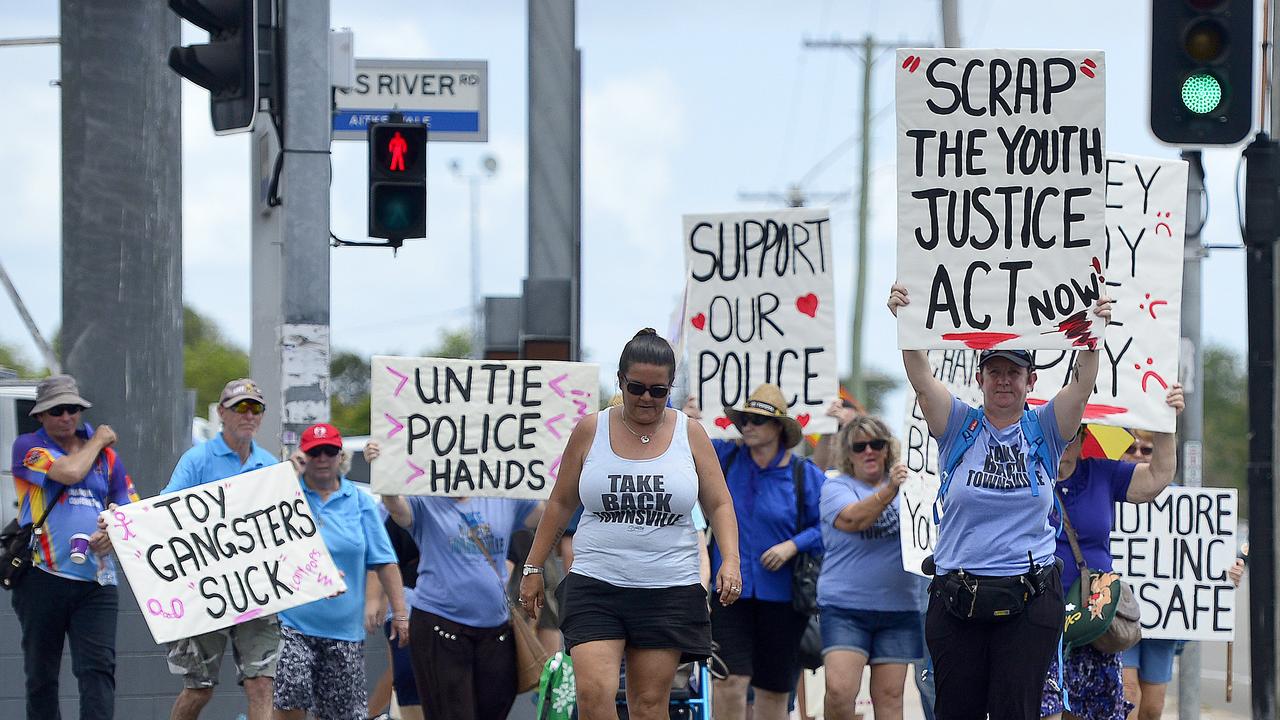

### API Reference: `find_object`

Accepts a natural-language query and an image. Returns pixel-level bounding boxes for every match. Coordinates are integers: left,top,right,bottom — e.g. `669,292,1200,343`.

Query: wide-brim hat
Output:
724,383,804,449
29,374,93,416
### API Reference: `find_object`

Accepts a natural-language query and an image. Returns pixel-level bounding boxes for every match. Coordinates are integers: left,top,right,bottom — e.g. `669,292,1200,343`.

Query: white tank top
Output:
570,407,701,588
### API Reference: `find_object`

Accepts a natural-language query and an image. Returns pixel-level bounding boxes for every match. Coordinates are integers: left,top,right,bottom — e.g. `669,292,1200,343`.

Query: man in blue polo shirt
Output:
162,379,281,720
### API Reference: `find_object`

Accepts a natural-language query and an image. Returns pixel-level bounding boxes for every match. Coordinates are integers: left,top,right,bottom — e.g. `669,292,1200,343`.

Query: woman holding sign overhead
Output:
519,328,741,720
888,282,1110,720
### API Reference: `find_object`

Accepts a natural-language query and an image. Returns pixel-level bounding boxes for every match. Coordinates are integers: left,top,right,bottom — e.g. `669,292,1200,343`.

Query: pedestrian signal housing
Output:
368,122,428,240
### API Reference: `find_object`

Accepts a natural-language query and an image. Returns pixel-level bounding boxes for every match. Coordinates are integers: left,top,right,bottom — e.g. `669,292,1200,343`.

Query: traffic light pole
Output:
249,0,331,455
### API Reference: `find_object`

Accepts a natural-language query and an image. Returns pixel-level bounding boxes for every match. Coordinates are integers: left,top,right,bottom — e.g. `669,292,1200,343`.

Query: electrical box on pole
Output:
1150,0,1254,146
167,0,272,134
368,121,428,242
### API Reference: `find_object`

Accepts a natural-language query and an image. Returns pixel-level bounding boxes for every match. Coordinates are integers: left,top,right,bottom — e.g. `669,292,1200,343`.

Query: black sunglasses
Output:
1132,445,1154,457
46,404,84,417
622,378,671,399
305,445,341,458
742,415,776,426
850,439,888,453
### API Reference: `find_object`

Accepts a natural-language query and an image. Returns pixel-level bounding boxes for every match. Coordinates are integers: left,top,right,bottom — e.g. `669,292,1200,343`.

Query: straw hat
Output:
724,383,804,449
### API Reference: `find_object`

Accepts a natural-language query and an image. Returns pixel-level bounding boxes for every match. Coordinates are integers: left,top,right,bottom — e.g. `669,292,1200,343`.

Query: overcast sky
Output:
0,1,1253,428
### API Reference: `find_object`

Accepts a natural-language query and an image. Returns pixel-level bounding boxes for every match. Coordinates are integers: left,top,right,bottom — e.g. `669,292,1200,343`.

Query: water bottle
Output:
93,552,116,586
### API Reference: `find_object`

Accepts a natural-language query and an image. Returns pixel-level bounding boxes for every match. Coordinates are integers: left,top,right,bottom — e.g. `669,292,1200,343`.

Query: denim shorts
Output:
1121,638,1180,684
819,606,923,664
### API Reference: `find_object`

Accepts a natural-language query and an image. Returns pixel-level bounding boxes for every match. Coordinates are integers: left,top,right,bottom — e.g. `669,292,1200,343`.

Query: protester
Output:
382,471,542,720
888,282,1110,719
819,416,922,720
271,423,407,720
684,382,825,720
160,379,281,720
10,375,138,720
1037,386,1183,719
519,328,741,720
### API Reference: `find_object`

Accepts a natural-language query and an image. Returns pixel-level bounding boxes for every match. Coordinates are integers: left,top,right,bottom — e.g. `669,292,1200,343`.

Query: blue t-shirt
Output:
407,497,537,628
162,433,279,493
818,473,925,612
279,478,396,641
1052,457,1135,593
933,398,1069,576
709,440,825,603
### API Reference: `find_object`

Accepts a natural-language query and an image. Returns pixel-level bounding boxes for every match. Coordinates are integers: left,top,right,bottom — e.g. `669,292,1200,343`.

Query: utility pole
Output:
803,34,928,405
737,184,847,209
60,0,186,496
451,156,499,357
250,0,331,455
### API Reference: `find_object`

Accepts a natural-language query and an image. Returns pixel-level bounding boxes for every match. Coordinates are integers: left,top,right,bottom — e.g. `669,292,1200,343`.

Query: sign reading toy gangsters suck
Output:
1029,154,1187,433
896,49,1108,350
683,208,838,437
104,463,345,644
1109,487,1237,641
372,356,599,498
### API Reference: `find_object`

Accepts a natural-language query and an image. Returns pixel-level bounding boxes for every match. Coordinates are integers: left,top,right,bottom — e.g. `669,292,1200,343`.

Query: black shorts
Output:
557,572,711,663
711,597,809,693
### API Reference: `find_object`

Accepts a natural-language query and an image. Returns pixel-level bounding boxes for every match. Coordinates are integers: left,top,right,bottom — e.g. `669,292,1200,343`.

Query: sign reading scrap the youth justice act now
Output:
1029,153,1187,433
105,463,345,644
682,208,838,438
1110,487,1237,641
372,356,599,499
896,48,1107,350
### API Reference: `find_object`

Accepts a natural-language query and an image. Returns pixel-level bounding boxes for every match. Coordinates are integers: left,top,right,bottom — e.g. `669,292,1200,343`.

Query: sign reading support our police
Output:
334,59,488,142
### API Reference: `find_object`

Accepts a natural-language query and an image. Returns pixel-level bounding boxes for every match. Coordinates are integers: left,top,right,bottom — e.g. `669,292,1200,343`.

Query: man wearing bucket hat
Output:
686,383,825,720
11,374,138,719
158,378,282,720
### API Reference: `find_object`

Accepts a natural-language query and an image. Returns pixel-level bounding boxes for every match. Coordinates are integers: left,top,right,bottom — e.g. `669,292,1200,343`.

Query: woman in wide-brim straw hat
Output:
685,383,826,720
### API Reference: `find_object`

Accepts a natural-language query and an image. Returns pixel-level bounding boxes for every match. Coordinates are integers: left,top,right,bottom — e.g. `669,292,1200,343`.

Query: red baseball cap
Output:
299,423,343,452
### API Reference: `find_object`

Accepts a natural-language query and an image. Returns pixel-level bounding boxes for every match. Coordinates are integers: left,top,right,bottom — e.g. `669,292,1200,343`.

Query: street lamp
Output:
450,155,498,357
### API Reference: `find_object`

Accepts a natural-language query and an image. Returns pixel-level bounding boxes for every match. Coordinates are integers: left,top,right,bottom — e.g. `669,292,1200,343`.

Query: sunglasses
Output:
742,415,776,426
1131,445,1154,457
622,378,671,399
45,405,83,417
229,401,265,416
850,439,888,453
305,445,341,458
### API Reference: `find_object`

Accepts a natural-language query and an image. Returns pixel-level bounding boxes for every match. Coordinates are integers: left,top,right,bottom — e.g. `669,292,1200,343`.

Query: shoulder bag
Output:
1,482,69,590
790,458,821,616
1057,489,1141,654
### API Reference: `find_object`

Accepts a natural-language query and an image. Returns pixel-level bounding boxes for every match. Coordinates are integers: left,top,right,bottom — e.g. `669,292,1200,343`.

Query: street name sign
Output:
333,59,488,142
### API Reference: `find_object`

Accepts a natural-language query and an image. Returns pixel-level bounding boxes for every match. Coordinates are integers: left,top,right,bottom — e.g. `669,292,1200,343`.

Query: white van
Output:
0,378,40,527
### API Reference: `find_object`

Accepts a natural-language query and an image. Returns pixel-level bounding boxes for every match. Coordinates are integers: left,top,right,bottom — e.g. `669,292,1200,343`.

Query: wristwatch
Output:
522,564,544,577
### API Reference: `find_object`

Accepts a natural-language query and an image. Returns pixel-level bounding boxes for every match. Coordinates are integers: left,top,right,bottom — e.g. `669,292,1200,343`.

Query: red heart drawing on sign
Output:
796,413,811,428
691,313,706,331
714,416,734,429
796,293,819,318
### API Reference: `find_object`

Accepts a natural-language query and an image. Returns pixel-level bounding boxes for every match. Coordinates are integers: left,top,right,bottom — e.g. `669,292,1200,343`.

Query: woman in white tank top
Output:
519,329,741,720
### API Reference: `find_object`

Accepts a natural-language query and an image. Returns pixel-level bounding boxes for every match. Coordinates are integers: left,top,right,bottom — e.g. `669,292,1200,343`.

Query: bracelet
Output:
393,615,408,622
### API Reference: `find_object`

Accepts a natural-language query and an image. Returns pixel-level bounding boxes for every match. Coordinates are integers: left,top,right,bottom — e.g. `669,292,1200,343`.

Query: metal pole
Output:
469,174,481,355
1177,149,1206,720
0,257,60,373
60,0,185,496
850,35,874,404
0,36,59,47
940,0,961,47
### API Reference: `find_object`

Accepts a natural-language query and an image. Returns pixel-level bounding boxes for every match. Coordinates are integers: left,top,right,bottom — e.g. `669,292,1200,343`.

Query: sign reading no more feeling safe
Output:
104,463,345,644
896,49,1108,351
372,357,599,499
333,59,488,142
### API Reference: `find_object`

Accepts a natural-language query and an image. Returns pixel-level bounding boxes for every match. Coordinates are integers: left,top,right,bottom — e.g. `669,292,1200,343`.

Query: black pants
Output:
408,608,517,720
925,569,1063,720
11,569,119,720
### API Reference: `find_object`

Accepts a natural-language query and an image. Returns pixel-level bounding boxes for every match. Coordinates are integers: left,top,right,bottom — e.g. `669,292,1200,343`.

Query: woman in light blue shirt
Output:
818,415,923,720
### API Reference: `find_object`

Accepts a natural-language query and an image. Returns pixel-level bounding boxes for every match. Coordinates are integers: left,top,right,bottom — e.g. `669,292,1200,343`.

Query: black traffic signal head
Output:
168,0,261,134
368,122,428,240
1150,0,1254,146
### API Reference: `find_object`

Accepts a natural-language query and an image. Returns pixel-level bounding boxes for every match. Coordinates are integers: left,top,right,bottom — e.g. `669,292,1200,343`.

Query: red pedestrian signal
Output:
368,122,427,240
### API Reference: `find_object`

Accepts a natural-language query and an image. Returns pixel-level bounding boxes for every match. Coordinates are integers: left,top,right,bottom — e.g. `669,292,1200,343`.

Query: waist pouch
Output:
931,564,1056,622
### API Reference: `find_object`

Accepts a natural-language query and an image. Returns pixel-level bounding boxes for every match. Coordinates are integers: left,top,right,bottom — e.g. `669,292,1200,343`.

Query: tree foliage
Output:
184,306,249,412
1203,343,1248,515
0,342,36,377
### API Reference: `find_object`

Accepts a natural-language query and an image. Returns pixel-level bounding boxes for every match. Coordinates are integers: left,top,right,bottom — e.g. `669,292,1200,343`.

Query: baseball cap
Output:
299,423,343,452
978,349,1033,369
219,378,265,408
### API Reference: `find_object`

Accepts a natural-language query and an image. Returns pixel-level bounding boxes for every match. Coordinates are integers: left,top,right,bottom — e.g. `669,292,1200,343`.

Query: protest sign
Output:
1110,487,1237,641
372,356,599,498
104,463,344,644
896,49,1108,351
683,208,838,437
898,349,985,576
1029,154,1187,432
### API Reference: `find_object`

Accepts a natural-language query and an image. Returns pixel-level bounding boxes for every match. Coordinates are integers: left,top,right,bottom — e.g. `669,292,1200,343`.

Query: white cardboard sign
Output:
104,463,345,644
371,356,599,498
1028,154,1187,433
682,208,839,437
896,49,1108,351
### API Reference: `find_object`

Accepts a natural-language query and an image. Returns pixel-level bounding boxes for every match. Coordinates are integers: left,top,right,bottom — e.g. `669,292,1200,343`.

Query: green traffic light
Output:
1181,73,1223,115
